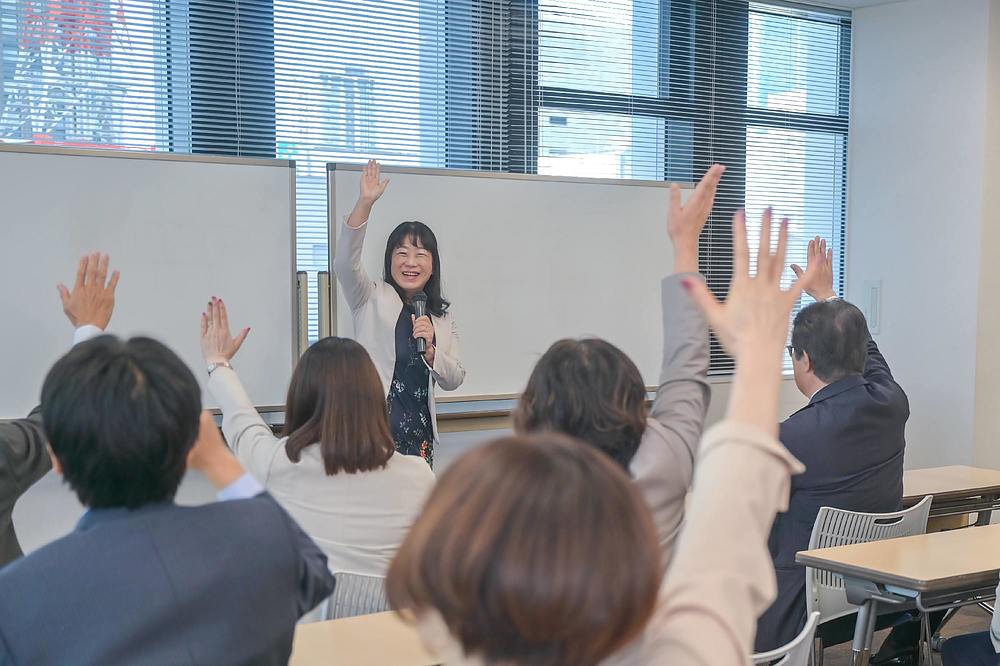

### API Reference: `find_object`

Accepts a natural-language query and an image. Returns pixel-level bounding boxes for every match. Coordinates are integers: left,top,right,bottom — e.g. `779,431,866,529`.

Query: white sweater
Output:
207,367,435,577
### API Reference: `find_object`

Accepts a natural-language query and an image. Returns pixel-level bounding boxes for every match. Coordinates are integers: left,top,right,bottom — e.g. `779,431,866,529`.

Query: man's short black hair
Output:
790,300,869,383
41,335,201,509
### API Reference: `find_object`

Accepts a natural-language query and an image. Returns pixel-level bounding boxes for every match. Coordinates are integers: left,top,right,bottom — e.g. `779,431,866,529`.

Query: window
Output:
0,0,167,149
1,1,851,366
530,0,851,372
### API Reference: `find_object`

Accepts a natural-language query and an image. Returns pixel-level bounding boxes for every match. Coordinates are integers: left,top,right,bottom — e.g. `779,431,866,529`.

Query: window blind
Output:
0,0,849,371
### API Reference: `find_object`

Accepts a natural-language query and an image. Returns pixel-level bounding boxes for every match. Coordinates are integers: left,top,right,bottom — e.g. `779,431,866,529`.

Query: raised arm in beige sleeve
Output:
206,367,284,485
332,220,376,311
610,422,804,665
629,273,711,556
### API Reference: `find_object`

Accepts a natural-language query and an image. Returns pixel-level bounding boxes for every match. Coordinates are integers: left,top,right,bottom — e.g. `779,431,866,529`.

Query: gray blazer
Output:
0,492,335,665
628,273,711,559
0,408,51,567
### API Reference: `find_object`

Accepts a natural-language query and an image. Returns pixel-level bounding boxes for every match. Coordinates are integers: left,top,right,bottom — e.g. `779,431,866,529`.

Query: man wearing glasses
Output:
755,238,916,665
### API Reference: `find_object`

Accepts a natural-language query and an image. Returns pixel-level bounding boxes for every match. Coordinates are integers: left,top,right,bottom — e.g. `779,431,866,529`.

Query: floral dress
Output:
387,304,435,467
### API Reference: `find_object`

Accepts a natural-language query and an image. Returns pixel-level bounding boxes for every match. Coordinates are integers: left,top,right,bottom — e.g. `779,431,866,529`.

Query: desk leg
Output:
975,497,995,526
851,600,879,666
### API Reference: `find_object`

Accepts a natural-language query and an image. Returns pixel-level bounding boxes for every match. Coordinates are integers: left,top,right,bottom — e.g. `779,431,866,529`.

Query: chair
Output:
753,612,820,666
806,495,933,665
319,572,392,620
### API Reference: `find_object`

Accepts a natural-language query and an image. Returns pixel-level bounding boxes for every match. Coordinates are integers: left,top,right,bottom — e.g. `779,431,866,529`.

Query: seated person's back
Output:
201,303,435,579
756,244,908,652
0,336,334,666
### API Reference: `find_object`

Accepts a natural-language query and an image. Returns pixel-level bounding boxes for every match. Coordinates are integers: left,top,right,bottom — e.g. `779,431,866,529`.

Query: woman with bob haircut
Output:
333,159,465,468
513,164,723,560
198,299,435,588
387,209,813,666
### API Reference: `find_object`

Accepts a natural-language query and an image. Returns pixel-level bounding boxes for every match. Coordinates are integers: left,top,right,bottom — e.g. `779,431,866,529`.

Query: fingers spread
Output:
733,211,749,279
96,254,109,286
683,278,724,329
234,327,250,351
772,219,790,283
756,208,773,277
74,255,88,290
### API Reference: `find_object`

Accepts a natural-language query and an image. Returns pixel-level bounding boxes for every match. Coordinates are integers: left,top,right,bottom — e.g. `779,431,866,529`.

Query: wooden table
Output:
289,612,442,666
797,524,1000,666
903,465,1000,525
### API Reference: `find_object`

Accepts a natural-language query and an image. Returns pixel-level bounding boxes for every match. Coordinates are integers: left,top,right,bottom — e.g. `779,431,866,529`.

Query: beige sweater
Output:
606,421,804,665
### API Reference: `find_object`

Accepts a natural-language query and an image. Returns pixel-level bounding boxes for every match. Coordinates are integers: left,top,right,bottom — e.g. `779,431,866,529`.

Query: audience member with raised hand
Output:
755,236,916,662
333,159,464,468
0,252,118,567
0,334,334,665
513,164,722,558
201,297,434,603
387,210,809,666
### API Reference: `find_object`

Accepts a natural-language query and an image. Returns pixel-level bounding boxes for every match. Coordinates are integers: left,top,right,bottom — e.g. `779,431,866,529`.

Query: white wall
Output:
847,0,996,468
973,1,1000,469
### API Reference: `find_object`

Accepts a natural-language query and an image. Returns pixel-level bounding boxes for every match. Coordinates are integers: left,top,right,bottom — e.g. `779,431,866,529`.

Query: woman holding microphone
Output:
333,160,465,468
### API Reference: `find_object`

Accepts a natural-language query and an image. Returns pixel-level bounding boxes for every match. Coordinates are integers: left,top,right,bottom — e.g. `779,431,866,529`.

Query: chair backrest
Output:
752,612,820,666
806,495,932,625
320,572,392,620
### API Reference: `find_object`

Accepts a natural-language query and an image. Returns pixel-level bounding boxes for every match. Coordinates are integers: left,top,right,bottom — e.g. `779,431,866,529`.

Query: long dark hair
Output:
383,221,450,317
283,337,395,475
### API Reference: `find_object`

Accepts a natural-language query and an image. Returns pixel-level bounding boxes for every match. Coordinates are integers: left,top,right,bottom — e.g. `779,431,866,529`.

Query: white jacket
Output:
332,219,466,441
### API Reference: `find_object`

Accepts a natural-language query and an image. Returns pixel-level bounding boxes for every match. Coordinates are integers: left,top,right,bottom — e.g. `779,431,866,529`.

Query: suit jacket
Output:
628,273,710,560
755,337,908,652
333,220,465,441
0,493,335,666
0,407,51,567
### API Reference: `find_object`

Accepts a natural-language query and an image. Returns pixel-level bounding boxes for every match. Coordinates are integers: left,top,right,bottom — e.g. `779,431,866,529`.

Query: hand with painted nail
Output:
682,209,820,434
200,297,250,365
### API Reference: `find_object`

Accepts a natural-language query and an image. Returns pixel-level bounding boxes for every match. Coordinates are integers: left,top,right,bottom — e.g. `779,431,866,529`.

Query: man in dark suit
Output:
755,238,913,663
0,331,335,665
0,252,119,566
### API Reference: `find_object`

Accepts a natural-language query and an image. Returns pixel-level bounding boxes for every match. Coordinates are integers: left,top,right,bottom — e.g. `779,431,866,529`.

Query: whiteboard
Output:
0,146,296,418
328,164,691,399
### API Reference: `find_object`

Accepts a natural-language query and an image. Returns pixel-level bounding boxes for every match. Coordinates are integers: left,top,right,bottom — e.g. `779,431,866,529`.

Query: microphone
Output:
412,291,428,355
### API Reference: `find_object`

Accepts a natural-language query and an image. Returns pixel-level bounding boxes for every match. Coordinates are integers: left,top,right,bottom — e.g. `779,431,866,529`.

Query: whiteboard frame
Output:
326,162,695,404
0,143,300,413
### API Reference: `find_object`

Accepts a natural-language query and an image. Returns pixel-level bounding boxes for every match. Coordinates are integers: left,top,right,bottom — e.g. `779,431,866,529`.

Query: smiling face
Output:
390,236,433,297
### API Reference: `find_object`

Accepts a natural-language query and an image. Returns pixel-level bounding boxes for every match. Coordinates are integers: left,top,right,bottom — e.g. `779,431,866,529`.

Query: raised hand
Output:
791,236,836,302
684,209,816,360
58,252,120,330
683,209,818,434
200,297,250,365
347,159,390,229
668,164,726,274
359,159,389,205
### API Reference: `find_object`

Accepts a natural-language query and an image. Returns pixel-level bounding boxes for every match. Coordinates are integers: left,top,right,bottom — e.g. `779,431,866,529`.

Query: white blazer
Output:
332,220,466,441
